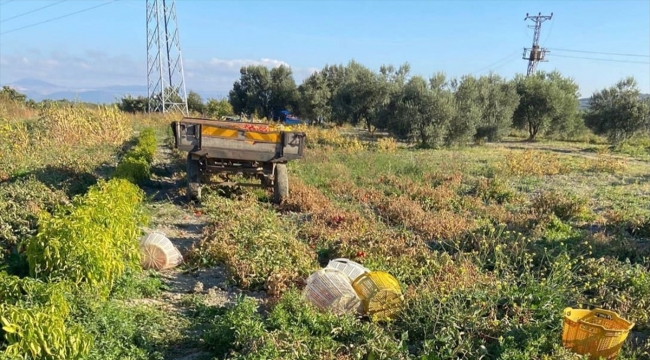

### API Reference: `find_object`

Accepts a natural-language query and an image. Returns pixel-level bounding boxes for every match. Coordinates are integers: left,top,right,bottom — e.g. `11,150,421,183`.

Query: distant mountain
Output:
2,78,149,104
579,94,650,111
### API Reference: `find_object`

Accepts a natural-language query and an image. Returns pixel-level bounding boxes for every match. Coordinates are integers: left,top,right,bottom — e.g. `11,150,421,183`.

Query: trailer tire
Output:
187,155,202,202
273,163,288,204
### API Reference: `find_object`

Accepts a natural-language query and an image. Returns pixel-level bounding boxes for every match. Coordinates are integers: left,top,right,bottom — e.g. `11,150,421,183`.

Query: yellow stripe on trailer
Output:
245,131,281,143
202,126,238,138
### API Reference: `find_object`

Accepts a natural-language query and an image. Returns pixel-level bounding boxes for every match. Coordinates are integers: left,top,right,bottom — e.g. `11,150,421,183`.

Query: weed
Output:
203,290,407,359
376,136,398,152
186,193,317,294
531,189,590,221
38,102,131,147
497,150,570,177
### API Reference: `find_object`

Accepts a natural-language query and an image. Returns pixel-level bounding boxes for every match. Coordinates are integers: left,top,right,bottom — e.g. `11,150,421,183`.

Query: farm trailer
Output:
171,117,306,203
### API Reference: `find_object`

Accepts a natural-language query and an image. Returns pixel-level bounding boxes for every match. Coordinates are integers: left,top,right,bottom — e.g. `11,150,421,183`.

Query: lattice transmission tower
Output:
146,0,188,114
522,12,553,76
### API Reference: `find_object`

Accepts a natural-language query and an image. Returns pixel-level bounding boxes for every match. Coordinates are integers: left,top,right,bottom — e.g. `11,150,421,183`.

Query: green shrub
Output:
531,189,589,221
25,178,148,296
134,127,157,163
0,177,68,256
0,272,93,359
113,127,157,184
114,154,151,184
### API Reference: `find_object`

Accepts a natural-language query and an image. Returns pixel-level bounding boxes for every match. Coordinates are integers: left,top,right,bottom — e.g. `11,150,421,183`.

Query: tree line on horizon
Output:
225,61,650,147
117,60,649,147
3,55,649,148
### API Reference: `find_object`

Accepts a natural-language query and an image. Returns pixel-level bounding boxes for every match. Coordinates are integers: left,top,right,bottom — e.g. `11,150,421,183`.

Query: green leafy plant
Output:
25,178,148,296
114,127,157,184
0,272,93,359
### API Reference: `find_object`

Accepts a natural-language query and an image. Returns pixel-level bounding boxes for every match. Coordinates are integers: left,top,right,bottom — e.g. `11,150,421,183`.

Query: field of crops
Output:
1,97,650,359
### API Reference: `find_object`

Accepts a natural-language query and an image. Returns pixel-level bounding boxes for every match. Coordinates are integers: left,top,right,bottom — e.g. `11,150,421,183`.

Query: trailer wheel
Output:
187,155,202,201
273,163,288,204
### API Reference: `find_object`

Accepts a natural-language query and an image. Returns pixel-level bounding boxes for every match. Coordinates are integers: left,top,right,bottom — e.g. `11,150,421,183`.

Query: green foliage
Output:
229,64,298,118
70,293,171,360
202,296,266,358
187,90,206,115
396,73,456,147
447,73,520,144
0,273,93,359
114,154,151,184
332,60,390,131
298,71,332,121
187,193,317,292
25,178,147,296
117,95,149,114
206,98,234,117
109,269,165,300
512,71,581,140
133,127,157,163
0,86,27,104
203,291,407,359
531,189,589,221
476,73,521,142
114,127,157,184
585,77,650,145
0,177,68,259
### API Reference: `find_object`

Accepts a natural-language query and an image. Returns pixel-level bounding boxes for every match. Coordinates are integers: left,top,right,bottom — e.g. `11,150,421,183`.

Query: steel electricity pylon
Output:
522,12,553,76
146,0,188,114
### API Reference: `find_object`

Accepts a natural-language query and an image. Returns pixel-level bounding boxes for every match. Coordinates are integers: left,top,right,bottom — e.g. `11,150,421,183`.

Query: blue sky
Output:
0,0,648,99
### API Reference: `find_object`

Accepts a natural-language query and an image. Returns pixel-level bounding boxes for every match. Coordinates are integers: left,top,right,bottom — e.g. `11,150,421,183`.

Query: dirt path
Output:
139,141,234,360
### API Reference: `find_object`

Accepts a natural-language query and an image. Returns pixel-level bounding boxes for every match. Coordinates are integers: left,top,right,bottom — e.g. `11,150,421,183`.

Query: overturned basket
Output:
303,268,363,315
325,258,369,282
139,232,183,270
352,271,403,321
562,307,634,360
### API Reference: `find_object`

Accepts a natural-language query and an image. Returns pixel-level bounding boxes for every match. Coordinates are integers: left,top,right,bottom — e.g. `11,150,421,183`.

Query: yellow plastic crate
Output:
562,307,634,360
352,271,403,321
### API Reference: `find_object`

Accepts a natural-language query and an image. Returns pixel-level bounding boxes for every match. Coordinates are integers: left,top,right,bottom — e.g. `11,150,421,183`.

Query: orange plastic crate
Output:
562,307,634,360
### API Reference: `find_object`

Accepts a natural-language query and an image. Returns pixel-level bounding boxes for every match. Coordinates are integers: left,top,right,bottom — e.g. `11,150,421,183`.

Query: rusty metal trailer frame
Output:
171,117,306,203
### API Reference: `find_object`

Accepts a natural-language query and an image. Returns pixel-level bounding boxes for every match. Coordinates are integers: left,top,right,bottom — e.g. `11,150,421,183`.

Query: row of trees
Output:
228,62,650,146
117,91,233,118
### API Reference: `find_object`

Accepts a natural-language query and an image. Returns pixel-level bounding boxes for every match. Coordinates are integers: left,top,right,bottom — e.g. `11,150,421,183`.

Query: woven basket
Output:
303,268,363,315
325,258,369,282
139,232,183,270
352,271,403,321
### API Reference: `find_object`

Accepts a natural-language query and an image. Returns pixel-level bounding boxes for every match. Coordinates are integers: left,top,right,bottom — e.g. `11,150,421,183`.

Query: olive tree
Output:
585,77,650,145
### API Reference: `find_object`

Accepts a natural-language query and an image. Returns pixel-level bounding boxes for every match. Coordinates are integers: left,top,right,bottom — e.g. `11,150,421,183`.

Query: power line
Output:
1,0,67,23
0,0,116,35
0,0,18,5
548,47,650,58
541,14,555,45
548,53,650,64
470,51,520,75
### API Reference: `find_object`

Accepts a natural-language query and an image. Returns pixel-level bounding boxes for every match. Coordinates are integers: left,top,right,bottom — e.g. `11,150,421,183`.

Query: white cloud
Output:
0,50,318,94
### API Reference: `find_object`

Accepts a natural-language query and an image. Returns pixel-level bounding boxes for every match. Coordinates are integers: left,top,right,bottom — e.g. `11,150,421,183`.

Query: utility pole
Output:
146,0,188,115
522,12,553,76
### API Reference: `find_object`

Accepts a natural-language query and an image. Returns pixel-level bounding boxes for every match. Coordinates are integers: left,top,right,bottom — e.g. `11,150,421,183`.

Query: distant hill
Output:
579,94,650,111
3,78,149,104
